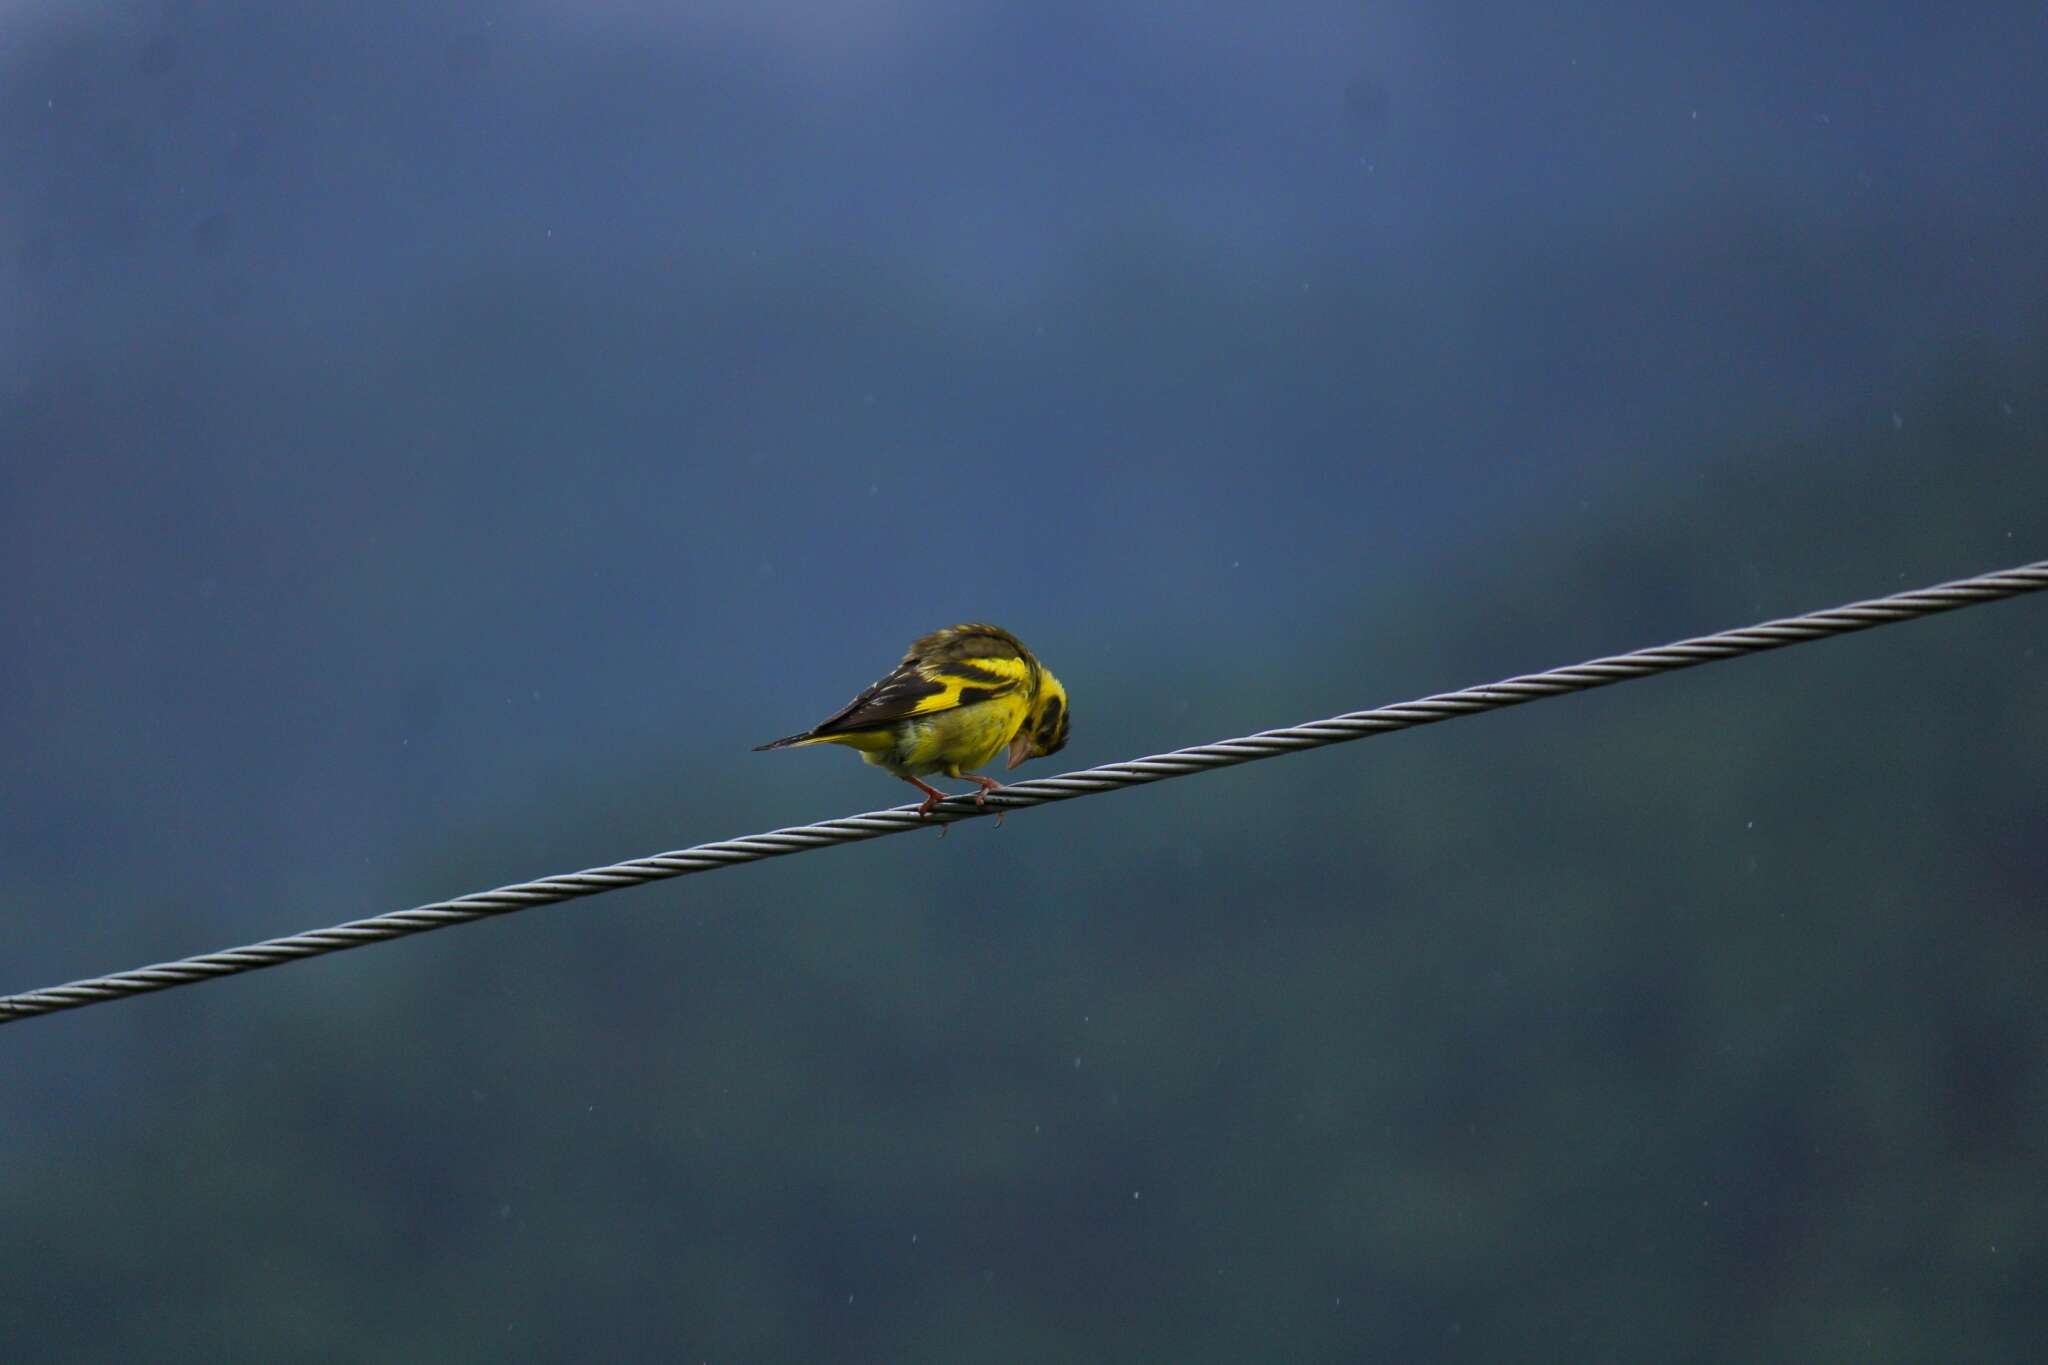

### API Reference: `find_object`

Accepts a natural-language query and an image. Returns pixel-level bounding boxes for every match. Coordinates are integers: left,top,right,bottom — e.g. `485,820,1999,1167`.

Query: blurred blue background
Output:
5,1,2045,1359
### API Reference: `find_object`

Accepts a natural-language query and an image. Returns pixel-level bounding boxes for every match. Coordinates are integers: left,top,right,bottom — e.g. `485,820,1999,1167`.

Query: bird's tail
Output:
752,731,821,752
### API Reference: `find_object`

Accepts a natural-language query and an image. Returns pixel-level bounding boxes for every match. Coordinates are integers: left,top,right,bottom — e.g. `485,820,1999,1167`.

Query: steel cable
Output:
4,558,2043,1026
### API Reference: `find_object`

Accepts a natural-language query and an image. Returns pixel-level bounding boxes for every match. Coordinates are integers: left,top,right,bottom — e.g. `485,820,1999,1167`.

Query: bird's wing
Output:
805,649,1033,738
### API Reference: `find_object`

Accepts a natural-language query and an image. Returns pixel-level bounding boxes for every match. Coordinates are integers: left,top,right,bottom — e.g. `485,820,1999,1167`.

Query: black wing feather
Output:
801,661,950,738
754,624,1039,750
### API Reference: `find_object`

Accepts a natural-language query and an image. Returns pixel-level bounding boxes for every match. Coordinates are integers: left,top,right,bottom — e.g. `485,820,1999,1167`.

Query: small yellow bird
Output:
755,624,1070,817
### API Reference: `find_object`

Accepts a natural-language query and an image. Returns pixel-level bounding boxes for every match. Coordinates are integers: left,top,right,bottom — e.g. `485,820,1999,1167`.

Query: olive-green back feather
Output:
755,623,1045,749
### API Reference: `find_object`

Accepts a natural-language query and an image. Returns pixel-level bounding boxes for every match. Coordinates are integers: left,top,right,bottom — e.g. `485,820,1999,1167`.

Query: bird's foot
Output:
905,777,949,824
968,775,1005,827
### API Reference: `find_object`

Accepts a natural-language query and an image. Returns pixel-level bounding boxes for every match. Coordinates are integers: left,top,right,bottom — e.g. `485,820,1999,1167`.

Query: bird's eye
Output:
1038,699,1069,755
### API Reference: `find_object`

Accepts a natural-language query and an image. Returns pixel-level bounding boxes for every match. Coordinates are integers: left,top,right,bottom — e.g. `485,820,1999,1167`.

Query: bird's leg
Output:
901,775,1007,832
966,774,1005,828
902,776,950,819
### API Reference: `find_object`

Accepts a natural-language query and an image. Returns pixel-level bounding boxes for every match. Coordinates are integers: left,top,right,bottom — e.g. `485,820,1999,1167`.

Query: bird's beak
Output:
1006,731,1034,770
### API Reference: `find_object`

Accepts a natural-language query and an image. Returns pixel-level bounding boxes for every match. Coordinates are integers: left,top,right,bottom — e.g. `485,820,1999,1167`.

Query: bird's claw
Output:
913,778,1005,834
971,777,1005,828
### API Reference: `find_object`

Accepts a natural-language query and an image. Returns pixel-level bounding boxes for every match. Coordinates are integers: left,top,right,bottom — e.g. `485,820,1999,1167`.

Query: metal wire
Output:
4,559,2044,1027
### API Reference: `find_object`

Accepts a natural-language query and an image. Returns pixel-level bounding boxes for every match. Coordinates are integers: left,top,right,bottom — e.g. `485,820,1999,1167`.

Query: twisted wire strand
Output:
5,559,2043,1027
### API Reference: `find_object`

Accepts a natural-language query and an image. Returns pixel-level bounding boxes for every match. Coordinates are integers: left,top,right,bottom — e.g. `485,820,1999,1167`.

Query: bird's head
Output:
1006,670,1070,770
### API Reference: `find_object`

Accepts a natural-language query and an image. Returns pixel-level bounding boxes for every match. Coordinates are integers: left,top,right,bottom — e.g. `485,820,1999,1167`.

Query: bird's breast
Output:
866,695,1028,776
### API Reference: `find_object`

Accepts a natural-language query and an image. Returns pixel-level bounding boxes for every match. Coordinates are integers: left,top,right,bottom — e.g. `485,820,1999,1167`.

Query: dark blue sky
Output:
4,5,2046,1354
6,0,2044,934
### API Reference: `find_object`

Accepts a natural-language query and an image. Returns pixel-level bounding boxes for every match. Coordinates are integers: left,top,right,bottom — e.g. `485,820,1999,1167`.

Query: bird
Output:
754,624,1070,819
